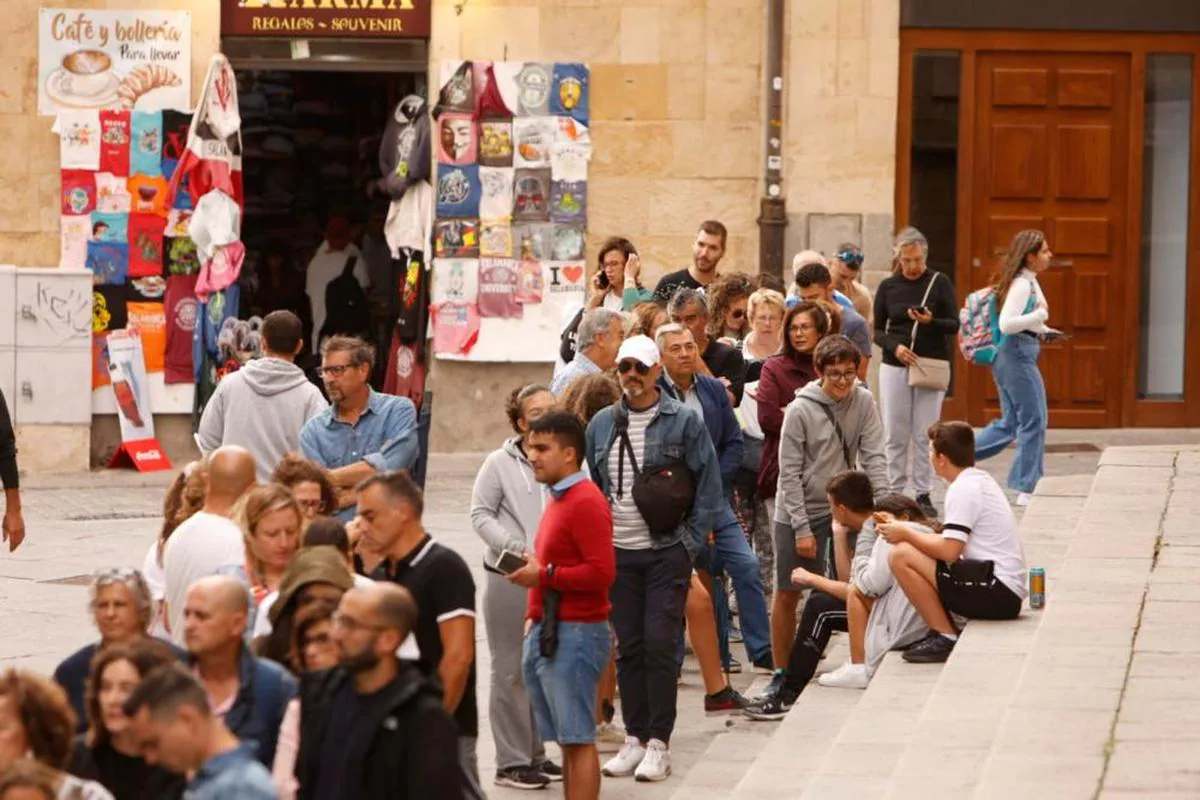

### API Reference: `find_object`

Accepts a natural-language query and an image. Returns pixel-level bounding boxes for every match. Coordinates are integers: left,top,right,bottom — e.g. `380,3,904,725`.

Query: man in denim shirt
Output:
301,336,419,521
584,335,723,783
124,664,276,799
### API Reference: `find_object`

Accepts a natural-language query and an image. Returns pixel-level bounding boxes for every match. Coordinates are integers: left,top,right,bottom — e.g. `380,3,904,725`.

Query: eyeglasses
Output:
317,364,357,378
297,499,324,512
790,323,817,333
729,309,746,319
617,360,651,375
822,369,857,384
331,611,386,633
302,632,332,648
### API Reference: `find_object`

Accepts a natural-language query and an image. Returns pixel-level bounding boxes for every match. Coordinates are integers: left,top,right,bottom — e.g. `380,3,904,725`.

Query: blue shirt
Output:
550,351,600,396
299,389,420,520
187,743,276,800
550,470,589,499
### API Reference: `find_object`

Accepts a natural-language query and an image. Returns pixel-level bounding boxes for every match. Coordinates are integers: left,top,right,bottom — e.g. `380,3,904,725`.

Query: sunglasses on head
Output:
617,360,651,375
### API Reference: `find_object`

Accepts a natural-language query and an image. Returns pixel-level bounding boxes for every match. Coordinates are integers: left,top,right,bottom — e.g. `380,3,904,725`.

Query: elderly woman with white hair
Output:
872,227,960,519
52,569,184,733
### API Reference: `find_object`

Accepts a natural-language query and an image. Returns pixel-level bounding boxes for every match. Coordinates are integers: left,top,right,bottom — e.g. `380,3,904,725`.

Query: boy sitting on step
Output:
880,421,1028,664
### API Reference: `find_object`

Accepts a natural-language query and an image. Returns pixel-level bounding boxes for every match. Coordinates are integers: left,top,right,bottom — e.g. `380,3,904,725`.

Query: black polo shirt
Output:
368,535,478,738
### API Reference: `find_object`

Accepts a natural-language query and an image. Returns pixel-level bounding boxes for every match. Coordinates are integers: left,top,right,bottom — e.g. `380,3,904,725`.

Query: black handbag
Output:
616,418,695,541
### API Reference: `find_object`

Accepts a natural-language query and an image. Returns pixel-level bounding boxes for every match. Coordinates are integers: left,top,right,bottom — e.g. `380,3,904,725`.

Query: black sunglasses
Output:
617,360,651,375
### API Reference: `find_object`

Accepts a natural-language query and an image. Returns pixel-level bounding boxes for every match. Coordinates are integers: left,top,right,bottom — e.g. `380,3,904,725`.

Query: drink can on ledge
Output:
1029,567,1046,609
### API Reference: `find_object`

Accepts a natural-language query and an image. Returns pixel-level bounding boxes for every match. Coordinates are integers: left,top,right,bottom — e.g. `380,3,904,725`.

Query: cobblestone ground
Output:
7,428,1200,798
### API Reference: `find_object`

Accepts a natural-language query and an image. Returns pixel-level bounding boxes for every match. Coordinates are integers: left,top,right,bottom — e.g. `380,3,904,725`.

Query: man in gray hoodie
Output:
765,334,889,698
197,311,327,482
469,383,559,790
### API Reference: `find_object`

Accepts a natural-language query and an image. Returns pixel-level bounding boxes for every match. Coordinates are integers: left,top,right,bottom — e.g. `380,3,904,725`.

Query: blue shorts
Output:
522,621,611,745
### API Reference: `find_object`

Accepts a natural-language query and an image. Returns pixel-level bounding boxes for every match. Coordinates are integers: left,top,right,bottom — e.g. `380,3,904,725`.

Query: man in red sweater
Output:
508,410,615,800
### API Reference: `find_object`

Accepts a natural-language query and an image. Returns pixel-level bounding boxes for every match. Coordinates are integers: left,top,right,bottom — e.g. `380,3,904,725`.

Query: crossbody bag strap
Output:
909,271,939,347
803,396,853,469
617,428,641,499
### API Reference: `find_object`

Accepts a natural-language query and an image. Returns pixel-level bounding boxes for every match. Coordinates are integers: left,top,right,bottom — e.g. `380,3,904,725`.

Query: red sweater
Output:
527,478,616,623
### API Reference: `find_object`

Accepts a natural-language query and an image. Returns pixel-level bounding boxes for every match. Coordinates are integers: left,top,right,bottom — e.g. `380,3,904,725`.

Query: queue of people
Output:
0,220,1050,800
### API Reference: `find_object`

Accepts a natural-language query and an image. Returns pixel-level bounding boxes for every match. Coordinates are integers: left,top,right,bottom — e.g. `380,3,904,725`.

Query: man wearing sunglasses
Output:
830,243,874,326
584,335,725,783
300,336,419,521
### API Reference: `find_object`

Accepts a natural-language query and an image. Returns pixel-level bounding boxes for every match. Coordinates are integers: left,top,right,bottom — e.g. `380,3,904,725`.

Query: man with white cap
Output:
583,335,725,783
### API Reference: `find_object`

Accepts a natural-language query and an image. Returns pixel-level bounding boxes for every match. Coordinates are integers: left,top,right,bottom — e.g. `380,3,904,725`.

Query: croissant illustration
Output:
118,65,182,109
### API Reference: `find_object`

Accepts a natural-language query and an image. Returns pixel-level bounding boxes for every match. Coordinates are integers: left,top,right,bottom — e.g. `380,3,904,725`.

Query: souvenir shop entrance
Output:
222,38,429,390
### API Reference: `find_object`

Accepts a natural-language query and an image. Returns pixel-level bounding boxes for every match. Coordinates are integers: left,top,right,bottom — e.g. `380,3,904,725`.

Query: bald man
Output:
296,583,463,800
183,575,297,768
163,446,258,644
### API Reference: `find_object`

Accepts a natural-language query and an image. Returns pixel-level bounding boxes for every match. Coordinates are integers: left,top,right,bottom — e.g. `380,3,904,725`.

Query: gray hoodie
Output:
197,357,328,482
470,436,547,570
774,380,888,541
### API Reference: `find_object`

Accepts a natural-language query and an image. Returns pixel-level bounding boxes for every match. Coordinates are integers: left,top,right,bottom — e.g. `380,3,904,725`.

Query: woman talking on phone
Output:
873,227,959,519
588,237,654,311
975,229,1058,506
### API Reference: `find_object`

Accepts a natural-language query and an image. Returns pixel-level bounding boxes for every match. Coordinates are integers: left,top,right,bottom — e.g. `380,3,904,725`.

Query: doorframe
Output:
897,29,1200,427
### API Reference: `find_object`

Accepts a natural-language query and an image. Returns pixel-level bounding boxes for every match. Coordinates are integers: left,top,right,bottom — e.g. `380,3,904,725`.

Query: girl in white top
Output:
976,229,1060,505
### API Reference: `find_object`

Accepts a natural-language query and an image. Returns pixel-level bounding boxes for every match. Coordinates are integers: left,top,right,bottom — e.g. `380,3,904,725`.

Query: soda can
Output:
1029,567,1046,609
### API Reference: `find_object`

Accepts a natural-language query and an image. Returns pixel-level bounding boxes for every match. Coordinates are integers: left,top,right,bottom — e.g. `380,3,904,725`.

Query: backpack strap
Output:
341,255,358,278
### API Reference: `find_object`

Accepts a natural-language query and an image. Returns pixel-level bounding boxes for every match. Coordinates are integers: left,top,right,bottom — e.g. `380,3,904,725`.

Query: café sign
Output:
221,0,431,39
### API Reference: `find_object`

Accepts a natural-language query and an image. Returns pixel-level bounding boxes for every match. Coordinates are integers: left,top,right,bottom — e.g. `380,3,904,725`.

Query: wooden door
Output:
969,52,1130,427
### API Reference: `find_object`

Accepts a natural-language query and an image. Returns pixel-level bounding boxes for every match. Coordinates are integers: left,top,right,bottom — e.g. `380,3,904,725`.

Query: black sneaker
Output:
758,668,786,701
705,686,750,713
537,761,563,782
744,693,794,721
752,654,775,674
495,766,551,790
916,493,938,519
902,631,956,663
725,656,743,674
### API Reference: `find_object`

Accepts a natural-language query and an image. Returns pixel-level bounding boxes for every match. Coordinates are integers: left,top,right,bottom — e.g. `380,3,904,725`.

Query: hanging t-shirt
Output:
436,112,476,165
99,110,132,177
515,63,552,115
90,212,128,244
479,167,514,220
130,111,164,177
383,335,427,408
128,175,169,216
164,236,200,276
54,110,101,170
431,258,479,305
479,220,512,258
395,252,430,346
476,63,514,118
92,286,129,333
477,258,522,319
431,301,481,356
128,213,165,278
165,210,192,238
512,169,550,222
61,170,97,216
433,219,479,259
515,260,544,304
552,224,586,261
164,275,199,384
515,223,554,260
161,110,192,164
478,120,513,167
60,216,91,269
95,173,131,213
513,117,554,169
551,63,590,123
435,165,481,218
129,275,167,302
127,301,167,373
435,61,476,115
550,179,586,224
87,242,129,286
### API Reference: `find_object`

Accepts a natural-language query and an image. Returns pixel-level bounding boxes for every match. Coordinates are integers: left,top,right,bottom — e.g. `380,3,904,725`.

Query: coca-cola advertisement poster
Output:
105,330,170,471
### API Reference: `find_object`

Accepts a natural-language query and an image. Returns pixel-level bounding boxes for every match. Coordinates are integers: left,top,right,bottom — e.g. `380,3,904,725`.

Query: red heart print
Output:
563,265,583,284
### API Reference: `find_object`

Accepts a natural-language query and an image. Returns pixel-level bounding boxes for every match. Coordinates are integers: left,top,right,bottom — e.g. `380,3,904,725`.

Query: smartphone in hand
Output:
496,549,529,575
1042,330,1072,343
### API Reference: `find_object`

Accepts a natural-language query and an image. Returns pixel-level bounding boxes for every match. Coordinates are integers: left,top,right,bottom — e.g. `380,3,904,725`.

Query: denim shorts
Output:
522,621,611,745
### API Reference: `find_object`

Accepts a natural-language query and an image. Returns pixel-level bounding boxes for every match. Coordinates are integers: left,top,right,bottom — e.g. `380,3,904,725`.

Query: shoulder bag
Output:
888,271,951,392
615,415,695,541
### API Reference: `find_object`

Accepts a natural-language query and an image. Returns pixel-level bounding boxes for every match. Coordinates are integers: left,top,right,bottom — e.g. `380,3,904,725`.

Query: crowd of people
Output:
0,218,1058,799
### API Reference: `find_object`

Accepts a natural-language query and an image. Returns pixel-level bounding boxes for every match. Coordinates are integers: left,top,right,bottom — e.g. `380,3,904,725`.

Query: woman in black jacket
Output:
873,227,959,518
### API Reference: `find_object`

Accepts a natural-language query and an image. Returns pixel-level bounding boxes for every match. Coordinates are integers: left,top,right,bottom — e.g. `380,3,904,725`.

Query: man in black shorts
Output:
881,421,1028,663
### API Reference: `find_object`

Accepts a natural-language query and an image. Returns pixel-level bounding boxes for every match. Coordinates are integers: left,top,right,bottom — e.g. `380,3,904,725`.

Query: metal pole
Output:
757,0,787,280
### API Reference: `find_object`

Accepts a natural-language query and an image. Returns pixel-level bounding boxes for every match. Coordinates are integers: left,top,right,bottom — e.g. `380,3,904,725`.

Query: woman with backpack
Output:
974,229,1058,506
873,227,959,519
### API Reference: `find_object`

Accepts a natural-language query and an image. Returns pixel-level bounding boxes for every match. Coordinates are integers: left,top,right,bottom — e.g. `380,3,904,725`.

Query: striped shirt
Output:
607,405,656,550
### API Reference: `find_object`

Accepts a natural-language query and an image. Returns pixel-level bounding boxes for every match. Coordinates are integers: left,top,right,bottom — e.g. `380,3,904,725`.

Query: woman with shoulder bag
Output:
974,229,1058,507
873,227,959,518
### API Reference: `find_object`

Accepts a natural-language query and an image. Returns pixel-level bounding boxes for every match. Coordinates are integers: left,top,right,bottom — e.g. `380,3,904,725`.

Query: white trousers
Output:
878,363,945,496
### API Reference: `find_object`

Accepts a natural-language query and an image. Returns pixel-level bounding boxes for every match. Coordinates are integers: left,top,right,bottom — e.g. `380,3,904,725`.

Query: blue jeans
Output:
975,333,1046,493
700,505,771,668
523,622,611,745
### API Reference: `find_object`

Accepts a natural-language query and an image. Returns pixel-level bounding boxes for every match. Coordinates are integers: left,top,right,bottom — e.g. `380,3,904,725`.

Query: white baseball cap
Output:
616,335,659,368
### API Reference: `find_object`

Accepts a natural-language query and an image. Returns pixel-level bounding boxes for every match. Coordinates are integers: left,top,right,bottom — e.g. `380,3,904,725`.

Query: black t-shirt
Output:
872,270,959,368
652,268,703,303
69,737,185,800
702,339,746,406
312,681,383,800
369,536,478,737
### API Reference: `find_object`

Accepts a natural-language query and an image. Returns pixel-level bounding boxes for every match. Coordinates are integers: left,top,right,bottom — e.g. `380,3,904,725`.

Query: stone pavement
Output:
5,428,1200,798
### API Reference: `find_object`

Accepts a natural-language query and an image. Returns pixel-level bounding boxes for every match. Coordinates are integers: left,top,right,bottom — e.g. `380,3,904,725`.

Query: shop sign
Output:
38,9,191,116
220,0,431,39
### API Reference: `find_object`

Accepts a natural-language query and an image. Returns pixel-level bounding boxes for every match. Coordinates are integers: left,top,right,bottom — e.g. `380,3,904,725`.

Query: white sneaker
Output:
595,722,626,754
602,737,646,778
1016,492,1033,507
817,661,870,689
634,739,671,782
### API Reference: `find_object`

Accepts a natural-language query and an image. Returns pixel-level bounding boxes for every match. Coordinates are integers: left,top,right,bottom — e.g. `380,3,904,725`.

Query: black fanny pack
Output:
616,423,695,541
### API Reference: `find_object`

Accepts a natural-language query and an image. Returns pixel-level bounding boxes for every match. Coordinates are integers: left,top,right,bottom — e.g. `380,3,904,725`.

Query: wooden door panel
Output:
971,52,1129,428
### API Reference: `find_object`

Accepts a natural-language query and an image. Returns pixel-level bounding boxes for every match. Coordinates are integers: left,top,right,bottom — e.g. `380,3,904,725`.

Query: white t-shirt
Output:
942,467,1028,598
162,511,247,644
141,541,171,641
608,406,655,550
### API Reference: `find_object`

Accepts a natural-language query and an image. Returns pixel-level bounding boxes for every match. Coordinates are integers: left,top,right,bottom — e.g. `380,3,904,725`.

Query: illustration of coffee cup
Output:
61,49,113,97
137,184,158,204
